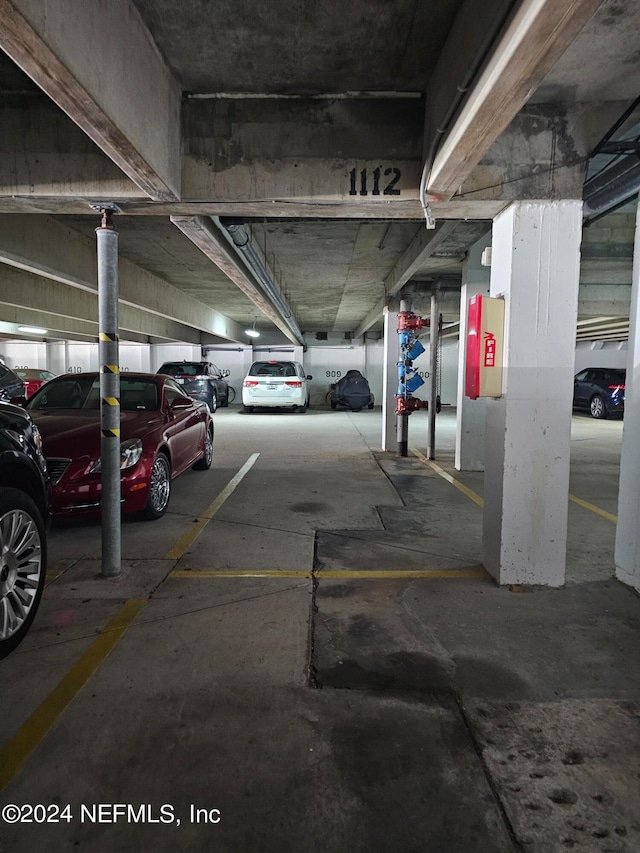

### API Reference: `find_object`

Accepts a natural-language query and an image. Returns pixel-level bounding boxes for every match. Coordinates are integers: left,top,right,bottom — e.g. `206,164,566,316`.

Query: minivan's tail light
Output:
609,384,625,391
285,381,302,387
244,380,259,387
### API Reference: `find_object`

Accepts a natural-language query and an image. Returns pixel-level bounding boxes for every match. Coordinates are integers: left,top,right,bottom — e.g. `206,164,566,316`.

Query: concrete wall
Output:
2,337,627,407
575,341,628,372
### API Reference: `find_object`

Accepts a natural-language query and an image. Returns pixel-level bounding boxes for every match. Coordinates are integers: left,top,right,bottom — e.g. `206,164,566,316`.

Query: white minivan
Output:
242,360,312,413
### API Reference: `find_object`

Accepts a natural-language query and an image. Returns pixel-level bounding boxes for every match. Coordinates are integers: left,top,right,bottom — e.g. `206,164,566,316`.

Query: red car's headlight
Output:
87,438,144,474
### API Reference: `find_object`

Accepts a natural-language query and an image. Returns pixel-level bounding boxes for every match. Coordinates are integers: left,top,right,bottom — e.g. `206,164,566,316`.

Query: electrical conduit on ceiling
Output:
214,217,304,346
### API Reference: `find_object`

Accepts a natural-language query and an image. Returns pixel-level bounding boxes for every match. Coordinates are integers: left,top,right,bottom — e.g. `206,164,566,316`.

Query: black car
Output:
573,367,626,419
0,401,49,658
157,361,230,411
0,363,26,402
329,370,375,412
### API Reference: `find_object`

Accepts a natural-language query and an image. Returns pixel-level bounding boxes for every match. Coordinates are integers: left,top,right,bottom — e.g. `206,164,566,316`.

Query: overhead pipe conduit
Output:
217,217,305,346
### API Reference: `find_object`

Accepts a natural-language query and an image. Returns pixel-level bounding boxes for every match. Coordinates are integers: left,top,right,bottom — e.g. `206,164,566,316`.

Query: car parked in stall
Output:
0,400,48,658
15,368,57,399
242,360,312,412
328,369,375,412
156,361,230,411
0,363,26,403
572,367,626,419
24,372,213,520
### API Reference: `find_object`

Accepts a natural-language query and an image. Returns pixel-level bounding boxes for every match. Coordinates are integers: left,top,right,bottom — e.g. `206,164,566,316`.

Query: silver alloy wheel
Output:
0,507,43,642
590,395,606,419
149,455,171,514
204,428,213,466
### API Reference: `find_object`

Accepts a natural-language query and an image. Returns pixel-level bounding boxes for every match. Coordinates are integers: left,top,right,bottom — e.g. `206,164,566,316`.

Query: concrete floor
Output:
1,405,639,852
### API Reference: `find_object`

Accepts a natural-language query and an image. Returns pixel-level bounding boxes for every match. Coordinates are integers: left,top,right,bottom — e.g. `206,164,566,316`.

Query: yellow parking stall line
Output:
569,494,617,524
412,448,485,507
170,568,487,580
171,570,312,578
319,569,488,579
165,453,260,560
412,448,618,524
0,598,146,792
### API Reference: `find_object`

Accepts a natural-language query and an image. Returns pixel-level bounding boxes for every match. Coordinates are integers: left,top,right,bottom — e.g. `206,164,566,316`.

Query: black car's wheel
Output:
220,386,230,407
590,394,607,419
330,401,337,410
193,425,214,470
0,489,46,659
141,453,171,520
208,391,218,413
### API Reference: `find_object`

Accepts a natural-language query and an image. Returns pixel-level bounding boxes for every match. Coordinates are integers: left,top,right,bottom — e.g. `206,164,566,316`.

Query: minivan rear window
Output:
249,362,297,378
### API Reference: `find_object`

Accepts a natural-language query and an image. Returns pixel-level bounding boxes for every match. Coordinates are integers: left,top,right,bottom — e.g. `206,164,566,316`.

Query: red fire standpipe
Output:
396,300,429,456
396,298,411,456
427,289,439,460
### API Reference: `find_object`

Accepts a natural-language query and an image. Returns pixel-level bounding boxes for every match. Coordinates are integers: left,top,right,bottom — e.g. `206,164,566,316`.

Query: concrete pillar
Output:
46,341,67,376
615,203,640,592
483,201,582,587
455,233,492,471
382,306,398,451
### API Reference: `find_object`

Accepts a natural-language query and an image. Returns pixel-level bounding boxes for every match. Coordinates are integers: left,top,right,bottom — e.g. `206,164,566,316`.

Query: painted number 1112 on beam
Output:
349,166,401,196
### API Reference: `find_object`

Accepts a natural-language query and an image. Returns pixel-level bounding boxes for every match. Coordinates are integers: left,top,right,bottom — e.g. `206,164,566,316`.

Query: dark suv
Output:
0,401,49,658
157,361,230,412
0,363,26,402
573,367,626,419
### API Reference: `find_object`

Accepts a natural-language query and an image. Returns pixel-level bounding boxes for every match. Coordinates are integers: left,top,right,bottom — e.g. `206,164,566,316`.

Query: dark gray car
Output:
0,401,48,658
157,361,230,411
573,367,625,419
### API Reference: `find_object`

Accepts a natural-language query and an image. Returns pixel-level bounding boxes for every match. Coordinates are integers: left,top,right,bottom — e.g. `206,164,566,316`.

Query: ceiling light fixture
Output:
18,325,48,335
244,318,260,338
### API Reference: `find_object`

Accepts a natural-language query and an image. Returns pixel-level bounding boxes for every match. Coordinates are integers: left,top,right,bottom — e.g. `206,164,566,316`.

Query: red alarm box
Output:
465,295,505,399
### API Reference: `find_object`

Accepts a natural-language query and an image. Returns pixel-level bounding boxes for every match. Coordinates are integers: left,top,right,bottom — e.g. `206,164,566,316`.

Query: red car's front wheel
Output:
141,453,171,520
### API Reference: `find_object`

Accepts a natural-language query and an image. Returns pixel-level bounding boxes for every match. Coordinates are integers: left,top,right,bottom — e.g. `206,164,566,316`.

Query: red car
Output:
24,372,213,520
15,368,56,399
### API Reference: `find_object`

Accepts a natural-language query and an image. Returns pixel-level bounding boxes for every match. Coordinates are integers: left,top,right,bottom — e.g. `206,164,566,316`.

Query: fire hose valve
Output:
395,396,428,415
397,312,430,332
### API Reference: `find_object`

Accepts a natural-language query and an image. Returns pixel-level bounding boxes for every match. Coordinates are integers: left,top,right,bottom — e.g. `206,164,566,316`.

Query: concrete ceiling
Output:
0,0,639,346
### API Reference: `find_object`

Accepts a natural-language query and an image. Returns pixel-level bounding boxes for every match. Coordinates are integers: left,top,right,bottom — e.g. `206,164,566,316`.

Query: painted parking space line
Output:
165,453,260,560
0,598,146,792
412,448,484,507
569,494,617,524
413,449,618,524
171,569,312,578
170,568,488,579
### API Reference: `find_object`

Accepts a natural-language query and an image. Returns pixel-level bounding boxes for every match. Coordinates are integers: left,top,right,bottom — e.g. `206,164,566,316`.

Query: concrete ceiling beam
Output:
353,221,461,337
0,264,208,343
0,0,181,201
426,0,605,199
171,216,304,346
0,215,245,343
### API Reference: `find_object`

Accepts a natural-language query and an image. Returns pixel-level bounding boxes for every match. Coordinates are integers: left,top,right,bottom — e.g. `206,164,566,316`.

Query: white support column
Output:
483,201,582,587
381,306,398,451
46,341,67,375
455,233,492,471
615,203,640,592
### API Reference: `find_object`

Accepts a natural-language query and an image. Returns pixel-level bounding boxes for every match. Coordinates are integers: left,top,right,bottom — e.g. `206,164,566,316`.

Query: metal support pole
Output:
96,209,121,578
397,297,410,456
427,288,439,459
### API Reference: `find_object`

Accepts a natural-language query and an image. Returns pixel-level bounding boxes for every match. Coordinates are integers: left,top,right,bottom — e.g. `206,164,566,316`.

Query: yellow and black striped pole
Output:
96,208,121,578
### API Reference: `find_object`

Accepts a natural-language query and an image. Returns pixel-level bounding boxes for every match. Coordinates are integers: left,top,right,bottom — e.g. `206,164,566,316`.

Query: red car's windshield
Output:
26,377,159,411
